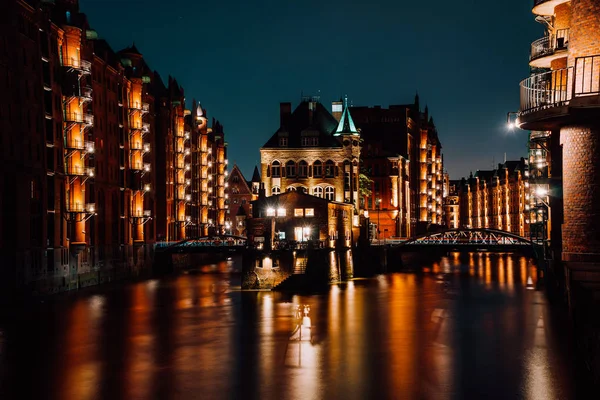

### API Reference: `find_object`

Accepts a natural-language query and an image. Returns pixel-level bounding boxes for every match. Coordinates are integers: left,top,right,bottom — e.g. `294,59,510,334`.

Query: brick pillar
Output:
560,124,600,263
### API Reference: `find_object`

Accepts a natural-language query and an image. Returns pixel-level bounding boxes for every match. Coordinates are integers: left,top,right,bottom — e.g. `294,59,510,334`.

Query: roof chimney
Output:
280,102,291,129
332,100,343,122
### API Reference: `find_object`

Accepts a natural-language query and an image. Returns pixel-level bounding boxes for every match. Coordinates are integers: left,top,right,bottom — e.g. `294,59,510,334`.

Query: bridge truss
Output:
155,235,248,251
399,229,536,247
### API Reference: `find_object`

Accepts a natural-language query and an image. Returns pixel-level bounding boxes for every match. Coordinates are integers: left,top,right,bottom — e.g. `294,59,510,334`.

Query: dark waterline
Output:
0,253,583,399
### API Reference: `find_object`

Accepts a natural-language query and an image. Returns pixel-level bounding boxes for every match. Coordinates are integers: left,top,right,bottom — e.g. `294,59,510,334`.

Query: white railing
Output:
530,29,569,62
520,55,600,114
519,67,571,113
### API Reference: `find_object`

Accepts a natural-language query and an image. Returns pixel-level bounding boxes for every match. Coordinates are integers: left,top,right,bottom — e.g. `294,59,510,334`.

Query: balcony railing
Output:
64,112,94,125
142,103,150,113
80,85,93,100
65,165,94,176
131,210,152,218
63,58,91,73
519,67,571,113
520,55,600,114
530,29,569,62
65,202,94,213
131,141,143,151
131,162,151,172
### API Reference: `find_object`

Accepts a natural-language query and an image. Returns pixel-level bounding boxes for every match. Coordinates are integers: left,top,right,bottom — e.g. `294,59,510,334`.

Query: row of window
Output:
272,185,335,200
278,137,319,147
266,208,315,217
270,160,335,178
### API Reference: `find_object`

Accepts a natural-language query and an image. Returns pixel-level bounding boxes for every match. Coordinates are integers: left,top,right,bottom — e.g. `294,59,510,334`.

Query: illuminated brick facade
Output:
516,0,600,295
260,97,361,227
351,96,443,238
1,0,226,293
455,160,529,237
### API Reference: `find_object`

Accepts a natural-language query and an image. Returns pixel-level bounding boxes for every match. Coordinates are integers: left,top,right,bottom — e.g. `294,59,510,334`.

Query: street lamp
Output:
506,111,518,130
376,198,381,246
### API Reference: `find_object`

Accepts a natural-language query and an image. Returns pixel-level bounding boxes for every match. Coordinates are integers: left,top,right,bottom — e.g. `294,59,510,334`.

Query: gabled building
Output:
260,96,361,226
225,164,256,236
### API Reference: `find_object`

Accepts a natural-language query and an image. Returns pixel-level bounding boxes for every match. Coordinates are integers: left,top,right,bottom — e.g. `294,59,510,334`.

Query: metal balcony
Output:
65,165,94,177
519,55,600,117
130,101,142,110
530,30,569,68
131,210,152,218
130,141,143,151
63,58,91,74
65,202,94,213
519,67,571,114
142,103,150,113
64,112,94,125
532,0,570,16
80,85,93,101
142,122,150,132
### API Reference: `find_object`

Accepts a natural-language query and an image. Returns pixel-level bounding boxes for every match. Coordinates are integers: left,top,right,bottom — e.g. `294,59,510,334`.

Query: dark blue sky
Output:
80,0,542,179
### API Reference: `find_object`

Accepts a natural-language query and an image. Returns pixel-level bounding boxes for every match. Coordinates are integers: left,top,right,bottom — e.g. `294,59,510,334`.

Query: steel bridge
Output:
392,228,541,253
154,235,248,254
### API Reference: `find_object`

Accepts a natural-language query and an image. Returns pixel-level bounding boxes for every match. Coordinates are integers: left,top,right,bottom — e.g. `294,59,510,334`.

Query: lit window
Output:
313,160,322,177
294,208,304,217
305,208,314,217
286,160,296,177
277,208,286,217
325,186,335,201
313,186,324,198
271,161,280,177
298,160,308,177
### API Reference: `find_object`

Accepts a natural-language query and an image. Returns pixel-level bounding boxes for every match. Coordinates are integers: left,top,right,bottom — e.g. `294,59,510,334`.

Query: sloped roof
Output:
251,166,261,182
227,164,252,194
335,98,358,135
262,101,341,149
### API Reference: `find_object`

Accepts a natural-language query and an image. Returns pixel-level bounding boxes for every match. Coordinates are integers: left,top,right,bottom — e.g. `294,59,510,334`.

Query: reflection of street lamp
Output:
533,187,551,259
376,198,381,246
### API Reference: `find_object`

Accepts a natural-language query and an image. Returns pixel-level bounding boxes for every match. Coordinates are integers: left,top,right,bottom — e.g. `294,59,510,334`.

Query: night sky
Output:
79,0,542,180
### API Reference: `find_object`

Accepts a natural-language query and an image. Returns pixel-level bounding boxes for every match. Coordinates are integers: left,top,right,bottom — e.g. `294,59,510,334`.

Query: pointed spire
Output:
335,95,358,136
196,103,204,118
251,166,261,182
414,91,420,112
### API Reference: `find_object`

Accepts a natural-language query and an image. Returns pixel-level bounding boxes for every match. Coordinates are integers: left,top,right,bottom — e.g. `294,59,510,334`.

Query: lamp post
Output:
376,198,381,246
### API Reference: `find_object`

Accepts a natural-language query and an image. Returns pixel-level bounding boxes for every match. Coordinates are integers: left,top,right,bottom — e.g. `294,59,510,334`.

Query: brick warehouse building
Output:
1,0,226,294
454,159,530,237
515,0,600,301
351,94,444,239
225,165,260,236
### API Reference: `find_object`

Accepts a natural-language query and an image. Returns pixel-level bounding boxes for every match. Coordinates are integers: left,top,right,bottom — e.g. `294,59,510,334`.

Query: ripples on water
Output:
0,253,579,400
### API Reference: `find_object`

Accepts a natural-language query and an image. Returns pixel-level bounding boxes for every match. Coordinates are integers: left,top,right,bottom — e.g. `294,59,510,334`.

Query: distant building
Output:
247,189,353,250
444,180,460,229
351,94,444,238
225,165,259,236
259,97,361,237
455,159,529,237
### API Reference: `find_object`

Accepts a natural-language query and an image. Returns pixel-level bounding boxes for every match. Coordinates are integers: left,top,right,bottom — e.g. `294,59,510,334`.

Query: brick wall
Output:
560,125,600,262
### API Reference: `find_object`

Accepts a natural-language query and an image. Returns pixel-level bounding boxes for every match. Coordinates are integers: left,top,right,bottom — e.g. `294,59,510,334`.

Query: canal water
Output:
0,253,584,399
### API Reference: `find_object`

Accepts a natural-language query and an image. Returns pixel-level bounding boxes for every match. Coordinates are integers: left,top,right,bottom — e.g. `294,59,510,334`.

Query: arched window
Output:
271,161,280,177
325,160,335,178
298,186,308,194
298,160,308,177
313,160,322,177
286,186,296,192
286,160,296,177
313,186,324,198
272,186,280,195
325,186,335,201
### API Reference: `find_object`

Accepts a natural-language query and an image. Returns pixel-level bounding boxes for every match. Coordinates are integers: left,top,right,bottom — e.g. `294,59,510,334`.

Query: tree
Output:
359,168,373,199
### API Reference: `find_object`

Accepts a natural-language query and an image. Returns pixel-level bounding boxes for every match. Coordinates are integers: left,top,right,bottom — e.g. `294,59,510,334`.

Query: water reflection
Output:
0,254,579,400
